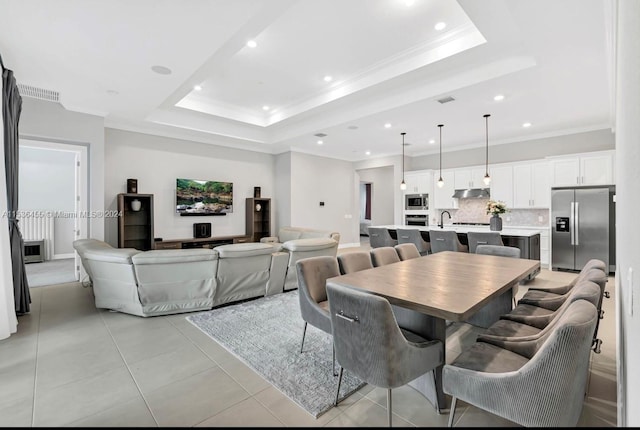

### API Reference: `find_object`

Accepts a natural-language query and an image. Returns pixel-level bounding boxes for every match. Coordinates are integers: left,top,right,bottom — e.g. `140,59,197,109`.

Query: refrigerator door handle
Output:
575,201,579,246
570,201,575,245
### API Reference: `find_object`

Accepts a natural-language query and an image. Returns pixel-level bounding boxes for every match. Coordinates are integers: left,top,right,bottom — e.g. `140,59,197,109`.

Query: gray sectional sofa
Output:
73,229,339,317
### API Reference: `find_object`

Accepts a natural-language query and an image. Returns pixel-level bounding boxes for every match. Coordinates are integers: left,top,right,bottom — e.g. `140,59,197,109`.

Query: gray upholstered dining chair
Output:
326,282,444,427
428,230,468,253
370,246,401,267
296,255,341,376
475,244,521,308
337,251,373,275
396,228,430,256
368,227,398,249
466,231,504,253
394,243,421,261
444,299,599,427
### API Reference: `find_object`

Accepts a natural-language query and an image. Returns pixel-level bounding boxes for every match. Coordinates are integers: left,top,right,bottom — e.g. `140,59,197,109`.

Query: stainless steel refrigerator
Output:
551,186,615,272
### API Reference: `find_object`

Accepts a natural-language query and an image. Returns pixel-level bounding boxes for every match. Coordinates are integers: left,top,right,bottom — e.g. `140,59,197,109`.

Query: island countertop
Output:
370,224,542,237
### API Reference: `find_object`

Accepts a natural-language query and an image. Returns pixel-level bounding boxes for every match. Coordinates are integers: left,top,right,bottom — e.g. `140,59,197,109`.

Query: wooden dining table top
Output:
327,251,541,322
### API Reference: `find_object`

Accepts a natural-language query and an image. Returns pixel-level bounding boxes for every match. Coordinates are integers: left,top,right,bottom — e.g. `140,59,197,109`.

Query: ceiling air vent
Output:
437,96,455,104
16,83,59,102
314,133,327,138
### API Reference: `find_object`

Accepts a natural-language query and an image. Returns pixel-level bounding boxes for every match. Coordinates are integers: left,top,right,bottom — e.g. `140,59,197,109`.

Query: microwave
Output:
405,193,428,210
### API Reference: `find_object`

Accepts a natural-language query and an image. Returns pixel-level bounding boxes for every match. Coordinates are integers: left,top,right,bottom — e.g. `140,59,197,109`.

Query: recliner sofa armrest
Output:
267,252,289,296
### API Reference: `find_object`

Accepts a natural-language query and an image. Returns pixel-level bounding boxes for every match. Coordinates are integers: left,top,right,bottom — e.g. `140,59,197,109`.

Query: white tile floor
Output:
0,241,618,427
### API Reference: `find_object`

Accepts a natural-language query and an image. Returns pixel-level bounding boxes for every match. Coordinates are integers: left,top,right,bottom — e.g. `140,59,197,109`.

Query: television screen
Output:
176,179,233,215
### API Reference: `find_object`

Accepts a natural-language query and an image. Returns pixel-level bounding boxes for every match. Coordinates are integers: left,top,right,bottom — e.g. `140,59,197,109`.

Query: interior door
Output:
551,188,575,270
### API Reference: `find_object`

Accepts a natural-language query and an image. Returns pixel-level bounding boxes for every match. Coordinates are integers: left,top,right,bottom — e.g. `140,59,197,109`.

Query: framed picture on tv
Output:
176,178,233,216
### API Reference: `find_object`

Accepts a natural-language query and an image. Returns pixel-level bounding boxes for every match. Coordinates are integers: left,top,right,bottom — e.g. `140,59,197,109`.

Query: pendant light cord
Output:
438,124,443,178
484,114,490,175
401,132,406,182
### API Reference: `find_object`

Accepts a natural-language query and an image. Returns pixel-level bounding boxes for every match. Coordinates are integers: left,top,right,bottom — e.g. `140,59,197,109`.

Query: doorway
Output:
19,139,88,287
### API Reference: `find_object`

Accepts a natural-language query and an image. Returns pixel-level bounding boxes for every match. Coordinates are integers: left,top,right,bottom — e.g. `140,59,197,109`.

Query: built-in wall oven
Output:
405,214,428,226
405,193,429,210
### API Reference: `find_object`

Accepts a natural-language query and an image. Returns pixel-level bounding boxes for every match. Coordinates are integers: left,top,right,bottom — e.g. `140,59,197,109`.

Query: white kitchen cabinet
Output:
454,166,487,189
513,161,550,208
549,151,614,186
488,165,513,207
539,227,550,268
433,170,457,209
404,171,431,194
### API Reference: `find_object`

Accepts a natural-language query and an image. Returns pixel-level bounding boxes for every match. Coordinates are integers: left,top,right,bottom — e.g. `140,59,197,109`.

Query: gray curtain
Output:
2,59,30,314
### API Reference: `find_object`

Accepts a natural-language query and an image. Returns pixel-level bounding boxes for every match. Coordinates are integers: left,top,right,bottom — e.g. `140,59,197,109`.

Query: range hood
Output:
452,188,490,199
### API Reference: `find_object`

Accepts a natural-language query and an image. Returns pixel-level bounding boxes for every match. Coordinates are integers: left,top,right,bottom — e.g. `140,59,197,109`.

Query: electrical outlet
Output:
538,215,544,222
506,216,511,222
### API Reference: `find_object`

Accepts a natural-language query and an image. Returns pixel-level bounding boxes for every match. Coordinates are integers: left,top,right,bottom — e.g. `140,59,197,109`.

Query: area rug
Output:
186,290,366,418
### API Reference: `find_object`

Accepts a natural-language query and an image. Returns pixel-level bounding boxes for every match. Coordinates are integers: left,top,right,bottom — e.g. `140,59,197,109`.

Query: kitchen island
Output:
370,224,542,280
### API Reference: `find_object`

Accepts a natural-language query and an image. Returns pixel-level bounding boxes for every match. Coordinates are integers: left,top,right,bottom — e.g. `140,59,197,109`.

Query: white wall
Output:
357,166,394,226
19,98,104,240
287,151,358,245
274,152,291,232
19,146,75,255
409,129,615,170
104,128,275,246
615,1,640,425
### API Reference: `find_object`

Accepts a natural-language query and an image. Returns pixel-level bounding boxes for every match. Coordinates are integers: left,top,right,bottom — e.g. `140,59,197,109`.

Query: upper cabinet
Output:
549,150,614,186
404,170,432,194
454,166,487,189
433,170,457,209
489,165,514,208
512,161,550,208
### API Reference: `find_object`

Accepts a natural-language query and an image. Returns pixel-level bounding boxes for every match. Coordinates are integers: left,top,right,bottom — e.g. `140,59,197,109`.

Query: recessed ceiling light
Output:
151,65,172,75
384,123,392,129
365,151,371,155
523,122,532,128
247,40,257,48
434,22,447,31
317,140,323,145
494,94,505,101
262,105,270,111
194,85,202,91
429,139,436,144
323,75,333,82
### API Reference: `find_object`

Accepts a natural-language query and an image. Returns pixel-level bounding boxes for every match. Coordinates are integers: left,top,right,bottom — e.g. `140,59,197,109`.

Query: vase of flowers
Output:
486,200,508,231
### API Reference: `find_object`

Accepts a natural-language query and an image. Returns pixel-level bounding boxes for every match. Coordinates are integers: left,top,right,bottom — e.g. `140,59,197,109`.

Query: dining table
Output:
326,250,540,413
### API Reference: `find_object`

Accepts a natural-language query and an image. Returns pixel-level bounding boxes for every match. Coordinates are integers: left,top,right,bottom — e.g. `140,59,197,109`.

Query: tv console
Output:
153,235,251,250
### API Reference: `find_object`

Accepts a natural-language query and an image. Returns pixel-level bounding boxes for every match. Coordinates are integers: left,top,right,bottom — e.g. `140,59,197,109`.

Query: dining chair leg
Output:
300,322,307,353
387,388,393,427
334,367,344,406
332,343,338,376
448,396,457,427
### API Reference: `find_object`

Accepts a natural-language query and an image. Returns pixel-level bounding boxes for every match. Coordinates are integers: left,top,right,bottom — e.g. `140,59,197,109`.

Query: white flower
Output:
486,200,508,215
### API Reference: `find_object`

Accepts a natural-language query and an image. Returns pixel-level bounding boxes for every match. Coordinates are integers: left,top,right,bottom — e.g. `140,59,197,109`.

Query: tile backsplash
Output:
432,198,549,227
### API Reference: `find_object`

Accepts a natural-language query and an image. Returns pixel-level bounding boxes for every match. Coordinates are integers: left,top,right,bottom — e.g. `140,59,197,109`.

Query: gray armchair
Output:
428,230,468,253
296,255,341,376
444,299,599,427
475,244,521,308
394,243,420,260
396,228,430,256
370,246,401,267
337,251,373,275
466,231,503,253
368,227,398,249
326,282,444,427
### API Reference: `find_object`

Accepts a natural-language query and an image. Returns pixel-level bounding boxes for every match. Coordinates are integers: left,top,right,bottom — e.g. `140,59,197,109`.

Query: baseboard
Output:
52,253,74,260
338,242,362,249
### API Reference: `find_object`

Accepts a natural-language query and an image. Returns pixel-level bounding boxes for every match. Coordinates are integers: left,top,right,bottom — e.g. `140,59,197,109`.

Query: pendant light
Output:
400,132,407,190
483,114,491,186
437,124,444,188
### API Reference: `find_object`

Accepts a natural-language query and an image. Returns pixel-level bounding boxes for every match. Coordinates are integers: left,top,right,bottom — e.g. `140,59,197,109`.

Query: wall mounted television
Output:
176,178,233,216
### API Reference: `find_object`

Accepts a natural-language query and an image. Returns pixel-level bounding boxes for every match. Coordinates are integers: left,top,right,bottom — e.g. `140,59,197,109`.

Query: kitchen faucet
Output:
439,210,451,229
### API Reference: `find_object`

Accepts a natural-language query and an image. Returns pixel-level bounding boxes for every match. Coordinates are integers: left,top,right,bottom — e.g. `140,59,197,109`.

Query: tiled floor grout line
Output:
29,289,43,427
97,308,161,427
